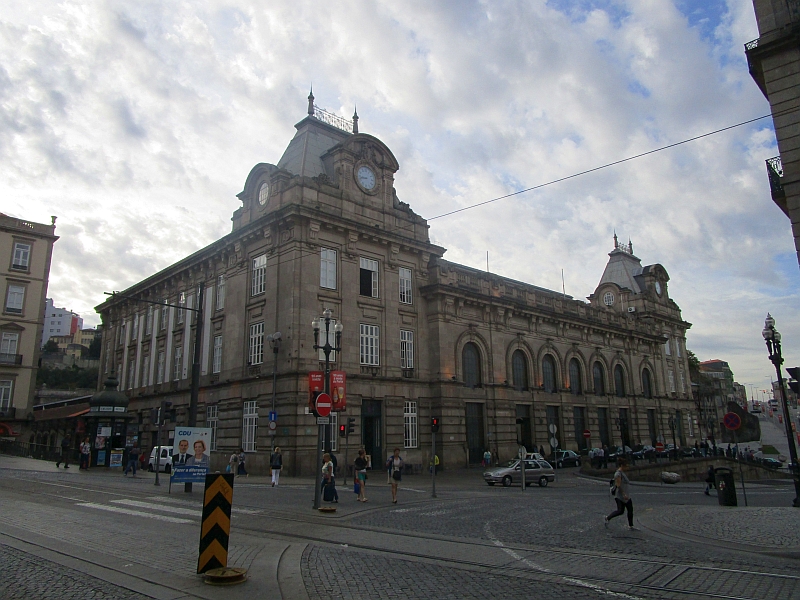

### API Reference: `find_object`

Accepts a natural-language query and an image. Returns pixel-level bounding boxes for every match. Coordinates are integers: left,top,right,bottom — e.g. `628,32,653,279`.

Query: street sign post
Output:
723,411,747,506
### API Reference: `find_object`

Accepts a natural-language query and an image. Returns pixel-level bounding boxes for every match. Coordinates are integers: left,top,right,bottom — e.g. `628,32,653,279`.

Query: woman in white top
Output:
387,448,404,504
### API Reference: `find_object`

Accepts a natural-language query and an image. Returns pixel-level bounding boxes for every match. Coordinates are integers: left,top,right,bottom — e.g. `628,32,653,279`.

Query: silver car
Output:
483,459,555,487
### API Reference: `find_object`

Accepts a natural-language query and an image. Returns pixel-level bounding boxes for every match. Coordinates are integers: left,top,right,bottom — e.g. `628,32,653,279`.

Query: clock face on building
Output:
356,166,376,191
258,182,270,206
655,281,662,296
603,291,615,306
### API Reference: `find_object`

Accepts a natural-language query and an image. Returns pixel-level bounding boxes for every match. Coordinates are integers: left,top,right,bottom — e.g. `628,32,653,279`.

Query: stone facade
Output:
746,1,800,267
95,99,697,475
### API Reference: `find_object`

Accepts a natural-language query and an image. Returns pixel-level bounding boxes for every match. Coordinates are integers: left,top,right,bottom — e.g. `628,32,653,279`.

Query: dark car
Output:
553,449,581,468
608,446,633,462
760,457,783,469
632,445,656,461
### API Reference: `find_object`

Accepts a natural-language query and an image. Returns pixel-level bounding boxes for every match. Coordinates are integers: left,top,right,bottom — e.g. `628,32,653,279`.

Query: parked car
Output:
147,446,173,473
484,459,555,487
679,446,700,458
760,457,784,469
608,446,633,461
657,444,676,458
632,445,656,461
553,449,581,468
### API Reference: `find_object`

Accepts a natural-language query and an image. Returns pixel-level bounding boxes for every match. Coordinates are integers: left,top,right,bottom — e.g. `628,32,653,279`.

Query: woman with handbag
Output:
354,449,368,502
270,447,282,487
387,447,404,504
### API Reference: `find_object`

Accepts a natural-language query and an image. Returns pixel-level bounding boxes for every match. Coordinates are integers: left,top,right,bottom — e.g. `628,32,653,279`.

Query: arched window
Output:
614,365,626,397
463,343,481,388
642,368,653,399
593,362,605,395
512,350,528,391
569,358,582,395
542,355,557,393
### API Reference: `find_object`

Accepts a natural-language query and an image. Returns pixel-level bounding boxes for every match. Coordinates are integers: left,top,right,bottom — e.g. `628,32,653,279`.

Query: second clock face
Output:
357,166,376,190
655,281,662,295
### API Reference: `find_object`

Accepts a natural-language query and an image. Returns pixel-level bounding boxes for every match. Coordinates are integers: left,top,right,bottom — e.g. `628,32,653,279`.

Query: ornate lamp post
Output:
266,332,281,451
762,313,800,507
311,309,343,509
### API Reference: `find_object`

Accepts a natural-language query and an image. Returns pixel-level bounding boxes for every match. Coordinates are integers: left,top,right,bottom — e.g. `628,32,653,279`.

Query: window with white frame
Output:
145,306,153,335
668,370,676,393
207,405,218,451
360,324,380,365
317,318,337,362
242,401,258,452
212,335,223,374
177,293,185,324
5,285,24,314
131,314,138,340
119,322,125,344
160,302,168,330
252,254,267,296
216,275,225,310
399,267,412,304
400,330,414,369
0,380,11,411
329,412,338,452
12,243,31,270
676,340,682,358
664,337,672,356
359,257,379,297
128,360,136,389
687,414,694,437
249,322,264,365
1,332,19,357
173,347,183,381
141,355,149,387
320,248,337,289
679,370,686,392
156,351,165,384
404,400,418,448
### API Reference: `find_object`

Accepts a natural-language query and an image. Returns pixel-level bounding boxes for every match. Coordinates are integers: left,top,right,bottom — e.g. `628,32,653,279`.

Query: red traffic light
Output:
431,417,440,433
339,424,346,438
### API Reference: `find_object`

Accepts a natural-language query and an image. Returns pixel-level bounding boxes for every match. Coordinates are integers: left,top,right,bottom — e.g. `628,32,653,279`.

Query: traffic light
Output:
347,417,355,436
339,423,347,438
431,416,440,433
159,400,174,424
787,367,800,394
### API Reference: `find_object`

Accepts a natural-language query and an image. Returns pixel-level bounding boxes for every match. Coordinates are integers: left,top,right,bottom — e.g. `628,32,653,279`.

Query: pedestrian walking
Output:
124,443,140,477
601,445,609,469
387,448,403,504
321,453,338,503
56,435,72,468
354,449,368,502
79,437,91,470
270,447,282,487
482,449,492,468
604,457,634,530
237,448,248,477
704,465,716,495
228,450,238,474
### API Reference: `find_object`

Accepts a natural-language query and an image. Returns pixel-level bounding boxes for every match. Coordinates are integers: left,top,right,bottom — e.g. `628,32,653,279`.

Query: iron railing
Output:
313,105,354,133
766,156,784,196
0,353,22,365
744,38,759,51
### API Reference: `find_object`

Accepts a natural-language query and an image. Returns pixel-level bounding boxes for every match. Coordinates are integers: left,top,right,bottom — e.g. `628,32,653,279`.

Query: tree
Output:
87,335,102,359
42,339,59,353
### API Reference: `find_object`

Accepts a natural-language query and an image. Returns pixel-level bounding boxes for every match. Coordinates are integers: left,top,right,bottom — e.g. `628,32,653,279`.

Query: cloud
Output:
1,0,795,388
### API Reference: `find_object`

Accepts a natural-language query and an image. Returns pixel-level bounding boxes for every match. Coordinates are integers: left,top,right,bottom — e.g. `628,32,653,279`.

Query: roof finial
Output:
613,231,618,249
352,105,359,134
628,238,633,254
307,85,314,116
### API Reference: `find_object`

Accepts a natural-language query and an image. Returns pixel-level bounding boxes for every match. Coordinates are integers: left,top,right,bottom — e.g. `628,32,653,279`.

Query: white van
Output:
147,446,173,473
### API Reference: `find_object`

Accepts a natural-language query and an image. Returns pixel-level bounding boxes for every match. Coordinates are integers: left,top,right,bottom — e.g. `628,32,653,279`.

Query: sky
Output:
1,0,796,397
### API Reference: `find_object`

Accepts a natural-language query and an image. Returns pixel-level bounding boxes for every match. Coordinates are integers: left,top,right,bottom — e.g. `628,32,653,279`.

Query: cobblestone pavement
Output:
0,543,150,600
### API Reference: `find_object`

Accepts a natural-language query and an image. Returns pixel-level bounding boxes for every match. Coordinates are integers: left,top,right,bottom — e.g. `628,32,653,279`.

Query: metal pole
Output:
185,284,204,494
774,362,800,506
154,413,162,486
520,446,526,492
271,340,279,451
734,427,747,507
431,430,437,498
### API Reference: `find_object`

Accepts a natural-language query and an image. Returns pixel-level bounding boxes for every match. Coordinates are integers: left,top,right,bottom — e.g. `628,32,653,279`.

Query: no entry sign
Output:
655,442,665,452
583,429,591,439
723,412,742,431
315,393,332,418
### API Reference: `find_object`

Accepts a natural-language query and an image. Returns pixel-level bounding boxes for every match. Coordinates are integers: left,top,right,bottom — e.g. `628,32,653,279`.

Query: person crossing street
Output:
605,457,634,530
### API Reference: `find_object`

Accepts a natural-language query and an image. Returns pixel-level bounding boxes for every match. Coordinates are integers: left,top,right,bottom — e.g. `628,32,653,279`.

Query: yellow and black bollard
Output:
197,472,244,584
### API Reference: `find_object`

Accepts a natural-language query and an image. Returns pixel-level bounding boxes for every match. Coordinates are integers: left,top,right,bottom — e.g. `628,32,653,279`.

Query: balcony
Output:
766,156,789,216
0,353,22,365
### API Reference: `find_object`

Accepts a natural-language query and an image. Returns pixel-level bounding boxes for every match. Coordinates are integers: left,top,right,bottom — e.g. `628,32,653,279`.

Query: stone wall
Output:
580,457,793,482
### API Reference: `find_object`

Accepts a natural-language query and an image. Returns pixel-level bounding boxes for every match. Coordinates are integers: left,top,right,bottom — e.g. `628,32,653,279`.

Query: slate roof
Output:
597,248,644,293
277,116,350,178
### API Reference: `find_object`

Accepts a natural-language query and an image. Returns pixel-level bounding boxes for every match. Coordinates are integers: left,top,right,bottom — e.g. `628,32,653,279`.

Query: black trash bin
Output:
715,467,736,506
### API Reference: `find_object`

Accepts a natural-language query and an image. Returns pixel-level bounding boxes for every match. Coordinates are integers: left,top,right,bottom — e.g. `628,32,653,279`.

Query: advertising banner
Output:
331,370,346,411
110,449,124,468
170,427,212,484
308,371,324,414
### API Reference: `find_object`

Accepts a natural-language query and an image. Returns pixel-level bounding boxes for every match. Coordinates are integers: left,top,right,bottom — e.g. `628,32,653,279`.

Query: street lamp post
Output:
669,416,678,461
312,309,343,509
266,332,281,451
762,313,800,507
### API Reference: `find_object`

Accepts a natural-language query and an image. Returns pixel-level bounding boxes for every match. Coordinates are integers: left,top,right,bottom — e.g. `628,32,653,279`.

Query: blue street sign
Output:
269,411,277,422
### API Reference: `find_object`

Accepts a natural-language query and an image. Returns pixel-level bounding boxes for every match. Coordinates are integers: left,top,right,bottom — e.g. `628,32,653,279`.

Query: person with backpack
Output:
605,457,634,530
270,447,282,487
704,465,716,495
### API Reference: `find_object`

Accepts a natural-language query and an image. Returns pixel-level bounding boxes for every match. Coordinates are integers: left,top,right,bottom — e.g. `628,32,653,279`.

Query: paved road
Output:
1,455,800,599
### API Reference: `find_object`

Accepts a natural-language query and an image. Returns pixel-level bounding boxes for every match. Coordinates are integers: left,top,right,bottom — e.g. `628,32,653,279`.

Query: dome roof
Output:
89,373,129,411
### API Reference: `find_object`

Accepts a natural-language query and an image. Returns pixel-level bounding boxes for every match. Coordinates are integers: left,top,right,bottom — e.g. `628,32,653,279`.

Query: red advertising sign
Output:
308,371,324,413
330,370,346,411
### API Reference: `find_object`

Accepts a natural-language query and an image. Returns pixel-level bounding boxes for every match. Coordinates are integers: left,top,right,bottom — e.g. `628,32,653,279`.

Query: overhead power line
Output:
429,113,774,221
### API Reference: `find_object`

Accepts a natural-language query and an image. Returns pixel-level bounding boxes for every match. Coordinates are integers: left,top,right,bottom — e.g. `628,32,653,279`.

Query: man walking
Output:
56,435,72,468
605,457,634,530
124,443,140,477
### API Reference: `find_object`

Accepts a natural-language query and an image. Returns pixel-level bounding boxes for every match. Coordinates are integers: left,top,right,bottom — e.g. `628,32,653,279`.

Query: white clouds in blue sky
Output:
0,0,796,389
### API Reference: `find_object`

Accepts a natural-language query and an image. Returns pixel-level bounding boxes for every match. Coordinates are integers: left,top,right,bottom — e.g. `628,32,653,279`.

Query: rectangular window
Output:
141,355,149,387
676,340,682,358
242,401,258,452
669,370,676,393
329,412,338,453
5,285,24,314
252,254,267,296
679,371,686,392
597,407,610,447
212,335,223,374
160,302,168,330
156,351,165,384
687,413,694,437
359,324,380,366
207,405,218,451
404,400,418,448
573,406,587,450
320,248,337,289
249,322,264,365
177,293,185,325
647,409,658,445
317,318,337,362
131,314,138,340
1,332,19,357
216,275,225,310
399,267,412,304
128,359,136,389
145,306,153,335
664,337,671,356
173,347,183,381
0,380,11,411
12,243,31,270
400,329,414,369
359,257,379,298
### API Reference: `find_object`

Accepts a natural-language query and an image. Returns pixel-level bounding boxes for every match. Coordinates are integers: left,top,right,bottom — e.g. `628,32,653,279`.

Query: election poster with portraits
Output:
170,427,212,484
